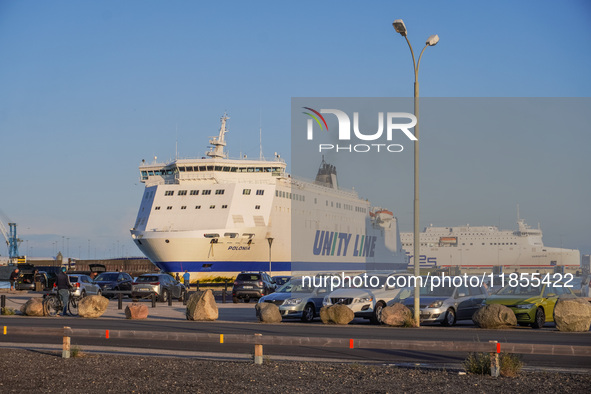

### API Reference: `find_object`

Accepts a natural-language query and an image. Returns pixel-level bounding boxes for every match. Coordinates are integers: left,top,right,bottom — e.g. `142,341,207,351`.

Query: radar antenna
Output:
207,113,229,159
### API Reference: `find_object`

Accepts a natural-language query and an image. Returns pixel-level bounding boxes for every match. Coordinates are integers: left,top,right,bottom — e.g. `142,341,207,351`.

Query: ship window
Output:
179,167,185,172
223,167,230,172
167,206,172,210
199,166,206,171
193,166,199,171
181,206,187,210
186,167,193,172
178,190,187,196
195,205,201,209
230,167,237,172
207,166,214,171
141,171,148,176
148,171,154,176
243,189,251,195
255,205,261,210
275,190,278,197
165,191,174,196
166,169,173,175
215,189,225,195
326,201,328,206
314,198,317,204
247,168,254,172
209,205,215,209
155,206,161,210
190,190,199,195
256,190,264,195
222,205,228,209
202,190,211,195
215,166,222,171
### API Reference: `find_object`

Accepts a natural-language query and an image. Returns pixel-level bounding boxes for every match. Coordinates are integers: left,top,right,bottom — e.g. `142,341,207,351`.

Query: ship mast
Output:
206,113,229,159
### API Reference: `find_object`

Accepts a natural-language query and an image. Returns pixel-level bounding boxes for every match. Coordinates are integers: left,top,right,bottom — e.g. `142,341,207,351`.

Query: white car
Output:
322,273,409,324
52,274,102,298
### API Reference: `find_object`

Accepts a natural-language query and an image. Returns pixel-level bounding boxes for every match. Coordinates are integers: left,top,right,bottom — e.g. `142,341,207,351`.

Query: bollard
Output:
254,333,263,365
118,293,123,310
223,280,228,304
196,280,200,291
489,340,500,377
183,291,188,306
151,293,156,308
168,293,173,306
62,326,71,359
1,295,5,309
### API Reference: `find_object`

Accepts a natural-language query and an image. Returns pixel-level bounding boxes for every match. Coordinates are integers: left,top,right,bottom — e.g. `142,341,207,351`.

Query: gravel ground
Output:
0,349,589,393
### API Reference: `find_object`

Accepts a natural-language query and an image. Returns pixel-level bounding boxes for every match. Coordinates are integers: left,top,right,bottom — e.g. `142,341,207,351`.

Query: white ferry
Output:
130,115,408,279
400,219,580,273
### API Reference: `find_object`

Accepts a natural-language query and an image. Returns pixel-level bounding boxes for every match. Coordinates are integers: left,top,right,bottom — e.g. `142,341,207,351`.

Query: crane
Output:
0,216,22,264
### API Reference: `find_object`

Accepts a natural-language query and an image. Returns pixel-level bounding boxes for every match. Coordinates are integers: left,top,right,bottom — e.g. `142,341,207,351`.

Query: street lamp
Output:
392,18,439,326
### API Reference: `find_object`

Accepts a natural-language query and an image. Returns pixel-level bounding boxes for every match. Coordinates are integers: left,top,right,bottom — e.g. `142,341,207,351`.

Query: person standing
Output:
175,272,180,282
9,268,20,291
182,270,191,289
56,267,72,316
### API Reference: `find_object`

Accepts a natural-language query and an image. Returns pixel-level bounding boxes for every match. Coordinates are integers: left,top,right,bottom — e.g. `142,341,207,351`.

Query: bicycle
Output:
43,289,81,317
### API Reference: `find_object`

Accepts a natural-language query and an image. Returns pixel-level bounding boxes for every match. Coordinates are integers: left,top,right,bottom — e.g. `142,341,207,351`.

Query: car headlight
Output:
284,298,302,305
428,300,443,308
354,297,373,303
515,303,535,309
323,296,331,306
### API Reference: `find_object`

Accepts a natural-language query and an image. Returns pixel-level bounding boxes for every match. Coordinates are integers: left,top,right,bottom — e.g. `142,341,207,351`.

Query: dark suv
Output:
232,272,276,303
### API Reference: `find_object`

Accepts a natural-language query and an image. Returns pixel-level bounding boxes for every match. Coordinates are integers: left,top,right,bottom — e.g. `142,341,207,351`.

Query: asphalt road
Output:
1,314,590,369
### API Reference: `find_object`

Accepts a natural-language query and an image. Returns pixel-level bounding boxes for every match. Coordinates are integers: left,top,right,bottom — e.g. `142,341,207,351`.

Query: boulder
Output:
320,304,354,325
186,290,218,321
125,303,149,320
78,295,109,318
472,304,517,329
554,297,591,332
381,303,416,327
255,302,282,323
20,298,45,317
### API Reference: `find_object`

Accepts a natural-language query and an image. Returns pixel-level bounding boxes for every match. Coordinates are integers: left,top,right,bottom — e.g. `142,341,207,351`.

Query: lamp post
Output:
392,19,439,326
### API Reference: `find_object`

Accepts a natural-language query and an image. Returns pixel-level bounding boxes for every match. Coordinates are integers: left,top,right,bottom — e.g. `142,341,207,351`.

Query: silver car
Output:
55,274,102,298
259,278,329,322
391,277,488,326
132,273,185,302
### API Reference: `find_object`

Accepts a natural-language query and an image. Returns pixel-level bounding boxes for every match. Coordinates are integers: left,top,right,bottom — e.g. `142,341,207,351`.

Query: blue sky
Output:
0,1,590,259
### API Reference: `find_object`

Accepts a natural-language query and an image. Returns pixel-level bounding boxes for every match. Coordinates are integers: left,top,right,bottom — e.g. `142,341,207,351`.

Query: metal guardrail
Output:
2,325,590,376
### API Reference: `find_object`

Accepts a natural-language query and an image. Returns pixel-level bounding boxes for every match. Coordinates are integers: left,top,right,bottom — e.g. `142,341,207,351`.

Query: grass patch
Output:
463,352,523,377
1,307,15,315
70,346,85,358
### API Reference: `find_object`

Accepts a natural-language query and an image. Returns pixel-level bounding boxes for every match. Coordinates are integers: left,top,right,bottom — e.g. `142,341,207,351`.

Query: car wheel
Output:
81,290,87,298
442,308,456,326
232,296,238,304
244,297,250,303
301,303,315,323
370,301,385,325
160,289,169,303
532,307,545,329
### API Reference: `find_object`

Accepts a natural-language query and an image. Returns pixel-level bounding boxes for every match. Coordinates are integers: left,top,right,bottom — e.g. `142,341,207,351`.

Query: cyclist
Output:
56,267,72,316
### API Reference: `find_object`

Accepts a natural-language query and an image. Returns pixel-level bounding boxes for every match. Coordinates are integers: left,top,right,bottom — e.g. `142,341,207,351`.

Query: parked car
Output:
232,272,276,303
392,277,488,326
94,272,134,298
322,273,409,324
51,274,102,298
485,281,575,328
132,273,185,302
272,276,292,286
259,277,328,322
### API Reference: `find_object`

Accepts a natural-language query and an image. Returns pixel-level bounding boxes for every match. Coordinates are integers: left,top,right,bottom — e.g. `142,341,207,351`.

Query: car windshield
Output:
236,274,260,281
497,284,541,296
68,276,79,283
137,276,159,282
276,279,322,293
420,283,455,297
95,273,119,281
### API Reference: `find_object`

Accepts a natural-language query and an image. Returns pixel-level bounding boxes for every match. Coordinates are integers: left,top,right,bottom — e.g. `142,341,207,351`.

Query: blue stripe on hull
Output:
152,261,408,273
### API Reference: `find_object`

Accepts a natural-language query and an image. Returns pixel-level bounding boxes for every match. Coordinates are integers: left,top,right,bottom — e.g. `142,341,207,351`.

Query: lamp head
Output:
392,19,407,36
426,34,440,46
